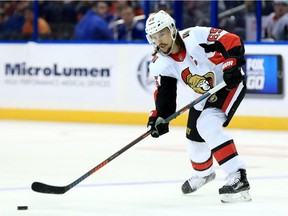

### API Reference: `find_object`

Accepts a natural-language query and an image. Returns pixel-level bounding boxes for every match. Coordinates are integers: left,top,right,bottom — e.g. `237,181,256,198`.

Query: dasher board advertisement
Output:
244,54,283,97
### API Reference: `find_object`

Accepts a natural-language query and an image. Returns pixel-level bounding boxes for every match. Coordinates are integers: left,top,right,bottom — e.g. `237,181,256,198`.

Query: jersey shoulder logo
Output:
181,67,214,94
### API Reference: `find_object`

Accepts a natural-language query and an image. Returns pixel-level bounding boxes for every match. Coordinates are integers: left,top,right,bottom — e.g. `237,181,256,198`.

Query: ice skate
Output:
219,169,252,203
181,172,216,194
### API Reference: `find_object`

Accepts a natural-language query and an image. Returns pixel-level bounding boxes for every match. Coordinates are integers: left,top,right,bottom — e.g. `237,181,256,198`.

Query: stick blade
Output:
31,182,67,194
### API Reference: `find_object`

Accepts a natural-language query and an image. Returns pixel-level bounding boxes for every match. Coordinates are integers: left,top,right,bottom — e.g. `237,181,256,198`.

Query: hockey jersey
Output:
148,26,245,118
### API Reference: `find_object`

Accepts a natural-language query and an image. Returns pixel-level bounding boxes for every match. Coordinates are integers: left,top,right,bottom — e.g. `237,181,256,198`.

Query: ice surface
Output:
0,121,287,216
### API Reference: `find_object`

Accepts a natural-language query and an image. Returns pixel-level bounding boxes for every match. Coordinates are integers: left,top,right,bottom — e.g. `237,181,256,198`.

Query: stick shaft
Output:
68,131,151,190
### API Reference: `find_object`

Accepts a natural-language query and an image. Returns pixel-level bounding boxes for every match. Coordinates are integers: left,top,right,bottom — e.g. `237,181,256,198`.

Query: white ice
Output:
0,120,287,216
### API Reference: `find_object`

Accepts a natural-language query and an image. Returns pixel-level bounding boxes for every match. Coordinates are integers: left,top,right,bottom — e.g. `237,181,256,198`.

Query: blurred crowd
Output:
182,0,288,41
0,0,176,41
0,0,150,41
0,0,287,42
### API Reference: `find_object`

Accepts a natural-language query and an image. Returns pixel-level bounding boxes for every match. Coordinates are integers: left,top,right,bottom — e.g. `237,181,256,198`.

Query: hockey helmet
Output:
145,10,177,47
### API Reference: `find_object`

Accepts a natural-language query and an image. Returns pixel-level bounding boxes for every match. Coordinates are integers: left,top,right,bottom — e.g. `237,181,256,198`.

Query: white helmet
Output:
145,10,177,51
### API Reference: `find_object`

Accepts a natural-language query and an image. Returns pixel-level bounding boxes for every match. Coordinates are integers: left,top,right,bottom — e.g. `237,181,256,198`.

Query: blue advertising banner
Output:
244,55,283,96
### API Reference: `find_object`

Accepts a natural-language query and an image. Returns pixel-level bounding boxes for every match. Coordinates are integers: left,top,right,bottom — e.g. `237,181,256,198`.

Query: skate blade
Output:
221,191,252,203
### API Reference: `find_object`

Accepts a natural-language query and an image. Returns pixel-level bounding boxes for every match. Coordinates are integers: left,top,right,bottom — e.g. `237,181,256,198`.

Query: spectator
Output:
115,5,145,41
39,1,76,24
92,1,114,26
183,1,210,28
132,1,144,16
262,0,275,15
2,5,25,34
151,0,174,15
0,1,30,39
218,1,246,40
75,1,92,22
74,1,114,41
263,0,288,41
0,8,4,32
110,0,130,20
38,1,77,40
22,8,51,36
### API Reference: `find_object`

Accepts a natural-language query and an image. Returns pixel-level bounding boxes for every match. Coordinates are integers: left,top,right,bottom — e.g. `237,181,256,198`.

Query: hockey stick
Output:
31,81,226,194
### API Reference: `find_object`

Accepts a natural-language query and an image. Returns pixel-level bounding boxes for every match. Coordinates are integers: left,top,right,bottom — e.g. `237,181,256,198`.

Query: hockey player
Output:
145,10,251,203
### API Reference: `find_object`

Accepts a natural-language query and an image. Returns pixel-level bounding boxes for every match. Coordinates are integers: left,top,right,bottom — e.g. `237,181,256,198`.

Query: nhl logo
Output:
137,54,155,93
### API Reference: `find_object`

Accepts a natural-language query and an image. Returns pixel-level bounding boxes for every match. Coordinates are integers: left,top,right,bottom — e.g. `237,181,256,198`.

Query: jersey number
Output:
207,28,223,42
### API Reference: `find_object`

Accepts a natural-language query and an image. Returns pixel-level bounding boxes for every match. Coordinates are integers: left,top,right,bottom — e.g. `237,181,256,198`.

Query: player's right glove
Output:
147,110,169,138
222,58,244,89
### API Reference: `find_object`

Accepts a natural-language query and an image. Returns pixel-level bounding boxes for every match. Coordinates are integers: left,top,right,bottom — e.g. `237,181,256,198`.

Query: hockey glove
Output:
222,58,244,89
147,110,169,138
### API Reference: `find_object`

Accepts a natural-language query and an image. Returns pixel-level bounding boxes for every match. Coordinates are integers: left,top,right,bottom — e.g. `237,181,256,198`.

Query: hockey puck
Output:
17,206,28,210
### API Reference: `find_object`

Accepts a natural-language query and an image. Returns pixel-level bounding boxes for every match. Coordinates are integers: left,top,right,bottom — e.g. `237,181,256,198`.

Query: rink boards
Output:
0,43,287,130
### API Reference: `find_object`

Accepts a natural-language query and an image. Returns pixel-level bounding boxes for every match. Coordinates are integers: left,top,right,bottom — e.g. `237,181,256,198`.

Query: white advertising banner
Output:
0,43,287,117
0,43,118,110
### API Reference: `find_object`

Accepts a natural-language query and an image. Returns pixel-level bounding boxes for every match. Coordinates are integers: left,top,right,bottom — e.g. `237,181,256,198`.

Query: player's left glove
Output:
222,58,244,89
147,110,169,138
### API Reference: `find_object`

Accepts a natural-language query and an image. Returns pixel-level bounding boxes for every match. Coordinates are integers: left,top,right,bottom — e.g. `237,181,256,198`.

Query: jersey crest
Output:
181,67,214,94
